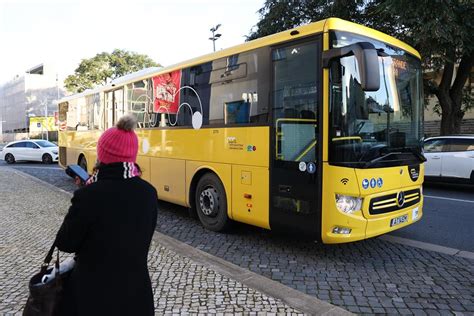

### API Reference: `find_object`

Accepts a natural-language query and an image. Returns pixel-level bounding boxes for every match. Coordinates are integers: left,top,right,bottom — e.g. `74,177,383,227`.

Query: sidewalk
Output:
0,167,349,315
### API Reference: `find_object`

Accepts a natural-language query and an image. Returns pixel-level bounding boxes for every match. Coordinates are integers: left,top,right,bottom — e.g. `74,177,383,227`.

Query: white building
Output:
0,64,66,142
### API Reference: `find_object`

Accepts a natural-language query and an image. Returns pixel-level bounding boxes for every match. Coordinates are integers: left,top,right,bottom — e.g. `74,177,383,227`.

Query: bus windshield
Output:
329,31,424,168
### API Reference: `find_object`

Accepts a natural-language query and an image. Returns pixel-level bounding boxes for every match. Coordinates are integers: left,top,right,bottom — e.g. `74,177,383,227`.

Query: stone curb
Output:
154,232,352,316
4,166,73,197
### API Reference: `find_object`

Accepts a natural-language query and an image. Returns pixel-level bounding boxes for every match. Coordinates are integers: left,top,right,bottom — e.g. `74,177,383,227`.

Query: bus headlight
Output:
335,195,362,214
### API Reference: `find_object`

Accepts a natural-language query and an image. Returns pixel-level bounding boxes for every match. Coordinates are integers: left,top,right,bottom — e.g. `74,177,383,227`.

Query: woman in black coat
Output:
55,115,158,316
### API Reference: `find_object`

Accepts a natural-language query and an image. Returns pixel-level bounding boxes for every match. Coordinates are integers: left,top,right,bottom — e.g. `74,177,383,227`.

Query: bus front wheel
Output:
195,173,230,232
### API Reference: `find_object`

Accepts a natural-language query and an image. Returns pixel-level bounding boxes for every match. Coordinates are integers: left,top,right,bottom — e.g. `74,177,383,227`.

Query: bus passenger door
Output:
105,88,124,128
105,91,114,129
270,38,322,237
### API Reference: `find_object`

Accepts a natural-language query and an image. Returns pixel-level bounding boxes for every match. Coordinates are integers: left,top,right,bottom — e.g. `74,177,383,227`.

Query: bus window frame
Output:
269,35,323,164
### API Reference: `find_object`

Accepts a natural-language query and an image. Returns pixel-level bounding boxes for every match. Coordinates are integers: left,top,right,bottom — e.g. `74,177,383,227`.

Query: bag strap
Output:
40,242,57,274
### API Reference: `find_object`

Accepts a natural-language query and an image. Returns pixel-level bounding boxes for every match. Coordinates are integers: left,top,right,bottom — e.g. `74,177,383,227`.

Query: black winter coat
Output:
55,164,158,316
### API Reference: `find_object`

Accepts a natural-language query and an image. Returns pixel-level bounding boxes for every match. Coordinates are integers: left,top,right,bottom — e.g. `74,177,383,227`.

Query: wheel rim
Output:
6,154,13,163
43,155,51,163
199,186,219,217
79,158,87,171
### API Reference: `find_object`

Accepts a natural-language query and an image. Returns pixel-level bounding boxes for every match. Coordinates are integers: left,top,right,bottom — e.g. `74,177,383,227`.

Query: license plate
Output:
390,214,408,227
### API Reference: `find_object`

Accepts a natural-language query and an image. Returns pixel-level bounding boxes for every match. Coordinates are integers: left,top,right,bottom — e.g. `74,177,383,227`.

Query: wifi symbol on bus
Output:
340,178,349,185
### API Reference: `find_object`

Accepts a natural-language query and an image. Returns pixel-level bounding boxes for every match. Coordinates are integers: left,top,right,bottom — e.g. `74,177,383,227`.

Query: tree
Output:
248,0,474,135
64,49,160,93
247,0,366,40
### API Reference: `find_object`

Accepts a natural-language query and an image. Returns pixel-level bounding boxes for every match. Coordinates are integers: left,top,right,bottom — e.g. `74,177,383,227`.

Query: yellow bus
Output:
58,18,425,243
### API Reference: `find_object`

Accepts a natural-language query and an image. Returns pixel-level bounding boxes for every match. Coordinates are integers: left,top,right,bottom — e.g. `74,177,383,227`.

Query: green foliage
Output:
64,49,160,93
372,0,473,70
248,0,474,134
247,0,366,40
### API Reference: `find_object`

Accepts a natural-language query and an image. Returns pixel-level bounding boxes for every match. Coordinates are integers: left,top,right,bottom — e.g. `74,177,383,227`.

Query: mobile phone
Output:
65,165,90,183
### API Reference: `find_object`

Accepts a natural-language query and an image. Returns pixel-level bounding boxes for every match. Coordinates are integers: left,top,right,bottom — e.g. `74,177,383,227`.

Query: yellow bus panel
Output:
150,157,186,205
231,165,270,229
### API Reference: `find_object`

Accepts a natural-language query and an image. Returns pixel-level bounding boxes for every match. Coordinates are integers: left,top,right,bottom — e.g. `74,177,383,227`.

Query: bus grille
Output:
59,147,67,166
368,189,420,215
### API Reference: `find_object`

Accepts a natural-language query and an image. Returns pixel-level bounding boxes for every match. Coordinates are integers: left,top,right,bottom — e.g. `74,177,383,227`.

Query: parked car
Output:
0,140,58,164
423,135,474,183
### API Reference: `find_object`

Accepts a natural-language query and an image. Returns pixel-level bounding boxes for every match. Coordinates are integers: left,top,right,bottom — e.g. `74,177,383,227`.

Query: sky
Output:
0,0,264,84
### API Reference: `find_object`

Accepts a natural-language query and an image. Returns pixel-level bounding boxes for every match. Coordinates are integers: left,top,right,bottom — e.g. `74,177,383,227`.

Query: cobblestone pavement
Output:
0,167,305,315
7,165,474,315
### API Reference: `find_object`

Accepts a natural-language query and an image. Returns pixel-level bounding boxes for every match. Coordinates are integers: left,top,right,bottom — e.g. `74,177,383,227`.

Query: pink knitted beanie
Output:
97,115,138,164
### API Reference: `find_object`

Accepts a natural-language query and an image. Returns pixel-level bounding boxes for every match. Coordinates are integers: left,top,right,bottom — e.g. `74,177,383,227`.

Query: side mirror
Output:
322,42,380,91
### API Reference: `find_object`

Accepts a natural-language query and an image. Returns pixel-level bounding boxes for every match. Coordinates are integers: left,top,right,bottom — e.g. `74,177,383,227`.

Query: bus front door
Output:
270,38,321,237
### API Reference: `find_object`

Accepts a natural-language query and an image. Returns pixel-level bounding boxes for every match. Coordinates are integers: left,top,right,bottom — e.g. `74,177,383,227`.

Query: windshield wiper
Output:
363,148,426,168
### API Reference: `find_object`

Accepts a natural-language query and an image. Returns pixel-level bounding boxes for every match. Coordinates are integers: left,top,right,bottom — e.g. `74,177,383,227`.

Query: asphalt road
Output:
1,160,473,252
391,181,474,252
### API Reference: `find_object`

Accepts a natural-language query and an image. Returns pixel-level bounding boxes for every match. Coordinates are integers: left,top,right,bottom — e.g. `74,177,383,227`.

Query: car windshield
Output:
329,31,424,168
35,140,57,148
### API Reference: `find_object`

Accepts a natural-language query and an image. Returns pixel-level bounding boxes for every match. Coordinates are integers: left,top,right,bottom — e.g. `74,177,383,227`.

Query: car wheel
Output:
79,156,88,172
195,173,230,232
42,153,53,164
5,153,15,164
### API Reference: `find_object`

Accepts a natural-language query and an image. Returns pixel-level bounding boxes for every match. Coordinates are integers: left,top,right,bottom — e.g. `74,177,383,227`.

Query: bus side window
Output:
208,49,269,126
180,64,212,127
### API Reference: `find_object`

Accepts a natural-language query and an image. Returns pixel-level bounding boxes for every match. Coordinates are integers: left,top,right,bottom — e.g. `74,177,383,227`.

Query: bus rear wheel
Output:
195,173,230,232
79,156,87,172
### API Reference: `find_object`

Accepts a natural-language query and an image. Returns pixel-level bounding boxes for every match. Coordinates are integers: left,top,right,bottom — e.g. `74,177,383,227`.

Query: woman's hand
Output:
74,176,84,187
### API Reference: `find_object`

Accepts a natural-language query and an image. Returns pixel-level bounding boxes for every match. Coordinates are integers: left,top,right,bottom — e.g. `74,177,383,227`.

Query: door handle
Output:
431,156,441,159
279,185,292,193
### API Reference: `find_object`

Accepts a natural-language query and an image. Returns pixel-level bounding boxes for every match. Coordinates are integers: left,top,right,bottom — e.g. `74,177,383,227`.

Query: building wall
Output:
0,64,66,141
0,77,26,133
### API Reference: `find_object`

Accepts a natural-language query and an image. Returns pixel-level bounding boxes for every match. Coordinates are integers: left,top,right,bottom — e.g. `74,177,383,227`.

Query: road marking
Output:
424,195,474,204
7,165,62,170
381,235,474,260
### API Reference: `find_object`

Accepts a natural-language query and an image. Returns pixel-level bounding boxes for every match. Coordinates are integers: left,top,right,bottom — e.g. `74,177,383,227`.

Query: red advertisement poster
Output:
153,70,181,114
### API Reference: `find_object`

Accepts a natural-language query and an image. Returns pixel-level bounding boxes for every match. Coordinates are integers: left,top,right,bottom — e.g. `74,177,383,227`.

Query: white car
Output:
1,140,59,164
424,135,474,183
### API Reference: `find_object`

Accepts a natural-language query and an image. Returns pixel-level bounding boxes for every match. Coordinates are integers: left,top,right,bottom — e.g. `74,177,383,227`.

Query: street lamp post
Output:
40,98,49,141
209,24,222,52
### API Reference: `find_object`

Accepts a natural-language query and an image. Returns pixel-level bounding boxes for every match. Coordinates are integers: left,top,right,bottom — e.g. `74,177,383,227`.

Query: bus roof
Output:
59,18,420,103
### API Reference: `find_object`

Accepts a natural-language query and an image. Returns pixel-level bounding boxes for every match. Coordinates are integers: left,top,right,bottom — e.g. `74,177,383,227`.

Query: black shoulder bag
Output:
23,242,73,316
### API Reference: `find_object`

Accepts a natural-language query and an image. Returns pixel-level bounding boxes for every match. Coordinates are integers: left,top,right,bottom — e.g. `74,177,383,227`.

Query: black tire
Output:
42,153,53,164
5,153,15,164
79,156,88,172
195,173,230,232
